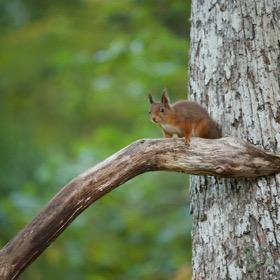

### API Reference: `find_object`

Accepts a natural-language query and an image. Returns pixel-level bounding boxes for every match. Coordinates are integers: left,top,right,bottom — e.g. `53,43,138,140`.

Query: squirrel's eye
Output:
160,108,165,113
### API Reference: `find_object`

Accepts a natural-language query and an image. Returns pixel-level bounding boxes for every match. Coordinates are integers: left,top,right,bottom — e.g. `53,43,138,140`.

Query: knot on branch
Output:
215,166,228,175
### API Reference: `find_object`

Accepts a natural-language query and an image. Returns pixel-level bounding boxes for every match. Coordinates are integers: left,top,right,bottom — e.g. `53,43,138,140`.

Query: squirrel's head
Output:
148,88,171,124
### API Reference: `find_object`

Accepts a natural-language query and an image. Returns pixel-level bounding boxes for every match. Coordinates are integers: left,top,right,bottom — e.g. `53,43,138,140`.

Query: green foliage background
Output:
0,0,192,279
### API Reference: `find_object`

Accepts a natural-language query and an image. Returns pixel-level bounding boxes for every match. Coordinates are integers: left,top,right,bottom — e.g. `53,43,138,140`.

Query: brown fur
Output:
148,89,221,144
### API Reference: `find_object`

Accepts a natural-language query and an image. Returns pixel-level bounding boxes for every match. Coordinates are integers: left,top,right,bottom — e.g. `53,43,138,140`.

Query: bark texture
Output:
189,0,280,279
1,137,280,279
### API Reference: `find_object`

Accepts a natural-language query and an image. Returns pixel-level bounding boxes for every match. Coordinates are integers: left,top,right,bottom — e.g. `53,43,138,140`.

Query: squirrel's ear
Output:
161,88,170,107
148,92,154,104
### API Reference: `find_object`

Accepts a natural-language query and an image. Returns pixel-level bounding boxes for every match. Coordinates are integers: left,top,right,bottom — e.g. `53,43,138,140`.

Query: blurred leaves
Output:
0,0,191,279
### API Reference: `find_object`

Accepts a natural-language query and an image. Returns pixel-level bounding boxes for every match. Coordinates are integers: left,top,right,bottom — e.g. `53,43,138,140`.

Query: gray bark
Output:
189,0,280,279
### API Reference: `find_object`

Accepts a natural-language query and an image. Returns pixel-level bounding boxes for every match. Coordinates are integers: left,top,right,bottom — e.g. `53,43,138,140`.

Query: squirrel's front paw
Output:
184,137,190,145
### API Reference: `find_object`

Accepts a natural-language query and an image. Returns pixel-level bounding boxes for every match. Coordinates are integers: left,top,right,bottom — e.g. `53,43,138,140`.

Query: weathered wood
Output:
0,136,280,279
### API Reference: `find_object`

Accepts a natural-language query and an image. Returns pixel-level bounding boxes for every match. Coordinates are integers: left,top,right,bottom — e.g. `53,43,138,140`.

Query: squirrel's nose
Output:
152,117,157,123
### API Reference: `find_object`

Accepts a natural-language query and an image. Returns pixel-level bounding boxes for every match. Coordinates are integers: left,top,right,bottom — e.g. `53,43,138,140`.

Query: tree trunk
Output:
189,0,280,279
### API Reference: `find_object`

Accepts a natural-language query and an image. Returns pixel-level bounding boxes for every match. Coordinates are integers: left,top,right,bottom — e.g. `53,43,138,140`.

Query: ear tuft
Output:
148,92,154,104
161,88,170,107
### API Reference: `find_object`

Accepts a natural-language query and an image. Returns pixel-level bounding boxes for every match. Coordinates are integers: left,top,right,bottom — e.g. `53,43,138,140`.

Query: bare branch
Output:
0,137,280,279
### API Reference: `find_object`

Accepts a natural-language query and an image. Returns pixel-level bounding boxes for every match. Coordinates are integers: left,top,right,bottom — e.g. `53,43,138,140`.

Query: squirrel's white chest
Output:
160,123,184,137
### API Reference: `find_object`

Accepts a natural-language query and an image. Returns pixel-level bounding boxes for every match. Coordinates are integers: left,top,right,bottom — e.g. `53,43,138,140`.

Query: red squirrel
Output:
148,89,221,144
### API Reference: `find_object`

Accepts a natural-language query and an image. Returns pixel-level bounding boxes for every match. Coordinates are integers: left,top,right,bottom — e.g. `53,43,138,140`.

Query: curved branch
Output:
0,137,280,279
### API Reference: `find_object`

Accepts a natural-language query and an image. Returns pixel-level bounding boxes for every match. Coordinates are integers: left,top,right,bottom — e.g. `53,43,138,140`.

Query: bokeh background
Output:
0,0,192,279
